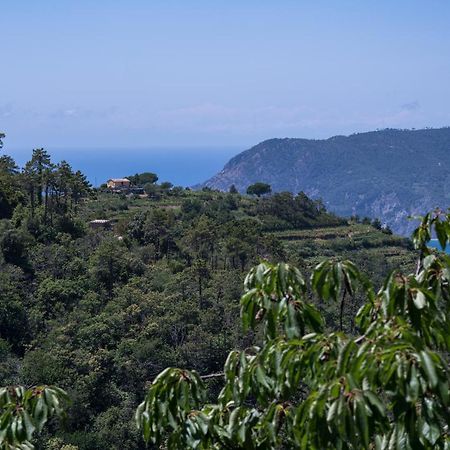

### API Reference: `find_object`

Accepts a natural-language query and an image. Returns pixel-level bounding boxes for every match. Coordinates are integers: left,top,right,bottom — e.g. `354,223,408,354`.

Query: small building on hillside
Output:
89,219,112,230
107,178,131,189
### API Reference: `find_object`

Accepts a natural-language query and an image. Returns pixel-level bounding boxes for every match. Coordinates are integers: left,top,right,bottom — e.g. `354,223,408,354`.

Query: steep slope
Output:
202,128,450,235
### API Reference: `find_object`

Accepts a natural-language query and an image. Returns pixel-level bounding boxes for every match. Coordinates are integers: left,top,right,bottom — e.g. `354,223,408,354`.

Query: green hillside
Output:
0,148,421,449
202,127,450,235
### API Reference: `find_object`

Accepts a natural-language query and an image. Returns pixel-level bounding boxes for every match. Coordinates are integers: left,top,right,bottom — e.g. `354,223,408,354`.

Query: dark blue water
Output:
428,239,450,254
6,147,240,187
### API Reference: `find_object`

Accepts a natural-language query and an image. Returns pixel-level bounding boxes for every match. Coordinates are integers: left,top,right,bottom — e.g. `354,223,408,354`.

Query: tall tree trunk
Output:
37,168,43,206
44,184,49,224
29,186,35,218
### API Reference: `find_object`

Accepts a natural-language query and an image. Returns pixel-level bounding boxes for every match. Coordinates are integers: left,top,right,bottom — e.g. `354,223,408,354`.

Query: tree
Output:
0,155,23,219
160,181,173,191
31,148,52,207
0,155,19,175
136,210,450,449
89,237,132,295
143,182,160,199
246,182,271,197
21,149,53,220
18,152,91,233
0,271,29,351
70,170,91,206
127,172,158,186
128,209,176,258
311,259,361,332
229,184,238,194
372,218,382,230
0,229,30,269
0,132,4,149
0,385,68,449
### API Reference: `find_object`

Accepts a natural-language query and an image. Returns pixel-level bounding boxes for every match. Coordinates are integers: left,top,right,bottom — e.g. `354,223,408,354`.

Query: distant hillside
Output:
201,128,450,235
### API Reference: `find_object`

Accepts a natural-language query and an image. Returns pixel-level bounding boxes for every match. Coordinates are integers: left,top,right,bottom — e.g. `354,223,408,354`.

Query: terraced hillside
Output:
83,191,417,286
272,223,417,330
275,223,416,282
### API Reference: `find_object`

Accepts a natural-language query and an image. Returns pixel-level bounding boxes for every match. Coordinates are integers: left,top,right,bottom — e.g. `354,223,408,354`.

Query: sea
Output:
6,147,240,188
428,239,450,255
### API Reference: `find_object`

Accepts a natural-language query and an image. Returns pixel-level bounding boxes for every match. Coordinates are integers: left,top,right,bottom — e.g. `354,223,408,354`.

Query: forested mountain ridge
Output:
201,127,450,235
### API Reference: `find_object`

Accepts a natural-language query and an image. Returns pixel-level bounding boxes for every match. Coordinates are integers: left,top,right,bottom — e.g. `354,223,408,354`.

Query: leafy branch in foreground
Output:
136,210,450,449
0,386,68,450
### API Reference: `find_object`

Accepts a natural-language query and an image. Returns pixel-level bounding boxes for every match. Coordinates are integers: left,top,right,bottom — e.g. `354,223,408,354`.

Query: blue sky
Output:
2,0,450,150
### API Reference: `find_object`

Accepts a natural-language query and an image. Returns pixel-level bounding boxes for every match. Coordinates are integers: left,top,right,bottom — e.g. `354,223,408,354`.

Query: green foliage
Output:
143,182,160,198
203,128,450,235
241,262,323,338
136,212,450,449
160,181,174,191
0,385,68,449
2,149,91,238
0,271,28,351
127,172,158,186
247,182,272,197
0,229,31,269
311,259,368,331
412,209,450,252
135,368,206,447
0,154,23,219
256,191,344,231
89,236,140,293
0,148,436,449
45,438,79,450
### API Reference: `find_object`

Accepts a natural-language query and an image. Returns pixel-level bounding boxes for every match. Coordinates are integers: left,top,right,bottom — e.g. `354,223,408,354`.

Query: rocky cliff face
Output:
201,128,450,235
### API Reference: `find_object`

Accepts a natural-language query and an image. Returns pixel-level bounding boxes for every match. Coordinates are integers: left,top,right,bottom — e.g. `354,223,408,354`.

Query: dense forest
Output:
137,212,450,449
201,127,450,235
0,142,432,449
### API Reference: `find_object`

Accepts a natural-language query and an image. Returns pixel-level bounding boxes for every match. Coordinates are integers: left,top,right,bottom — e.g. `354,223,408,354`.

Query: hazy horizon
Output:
5,125,450,152
5,146,240,187
3,125,448,186
3,0,450,150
